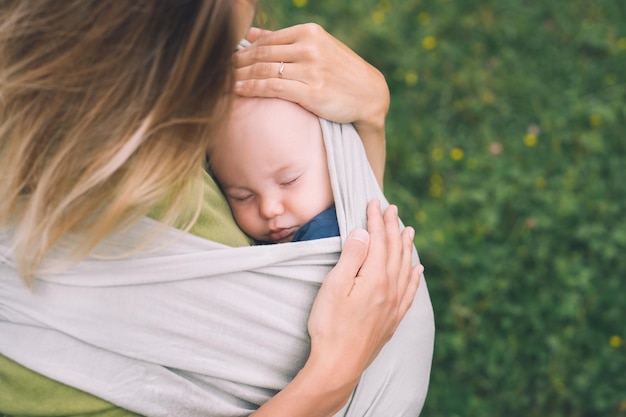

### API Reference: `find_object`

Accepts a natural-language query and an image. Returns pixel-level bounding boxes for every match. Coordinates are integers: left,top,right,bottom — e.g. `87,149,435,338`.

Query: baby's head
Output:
210,97,333,243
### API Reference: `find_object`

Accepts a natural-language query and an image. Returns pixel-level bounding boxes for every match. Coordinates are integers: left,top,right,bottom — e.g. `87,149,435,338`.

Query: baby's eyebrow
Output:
274,164,304,177
222,185,250,192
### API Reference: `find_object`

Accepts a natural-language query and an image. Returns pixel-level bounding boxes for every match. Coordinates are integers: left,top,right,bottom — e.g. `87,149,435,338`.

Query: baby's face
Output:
212,98,334,243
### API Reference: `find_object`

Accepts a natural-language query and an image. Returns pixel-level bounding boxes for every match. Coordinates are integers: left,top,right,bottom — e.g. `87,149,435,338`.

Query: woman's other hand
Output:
234,24,389,185
251,200,422,417
306,200,422,387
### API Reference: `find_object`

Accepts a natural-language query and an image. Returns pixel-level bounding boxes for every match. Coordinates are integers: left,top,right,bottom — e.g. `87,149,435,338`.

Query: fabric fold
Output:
0,120,434,417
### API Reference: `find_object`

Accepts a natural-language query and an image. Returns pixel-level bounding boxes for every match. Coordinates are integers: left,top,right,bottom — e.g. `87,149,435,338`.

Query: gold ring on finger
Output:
278,61,285,79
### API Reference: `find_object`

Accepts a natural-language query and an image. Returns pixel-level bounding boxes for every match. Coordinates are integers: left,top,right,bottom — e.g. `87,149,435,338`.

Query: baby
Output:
209,97,338,244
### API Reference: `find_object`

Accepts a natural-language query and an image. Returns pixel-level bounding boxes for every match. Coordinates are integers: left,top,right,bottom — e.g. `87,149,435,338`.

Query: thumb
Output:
329,229,370,290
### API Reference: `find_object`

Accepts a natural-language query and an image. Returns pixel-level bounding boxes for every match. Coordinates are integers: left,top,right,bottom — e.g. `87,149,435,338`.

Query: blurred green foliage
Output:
270,0,626,416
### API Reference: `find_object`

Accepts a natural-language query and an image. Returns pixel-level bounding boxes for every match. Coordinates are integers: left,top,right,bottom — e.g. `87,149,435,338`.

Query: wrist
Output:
352,104,387,188
354,68,389,134
352,66,389,188
250,353,359,417
296,354,359,413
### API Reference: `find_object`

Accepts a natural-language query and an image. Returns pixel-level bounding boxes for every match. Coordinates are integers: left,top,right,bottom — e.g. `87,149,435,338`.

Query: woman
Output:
0,1,434,416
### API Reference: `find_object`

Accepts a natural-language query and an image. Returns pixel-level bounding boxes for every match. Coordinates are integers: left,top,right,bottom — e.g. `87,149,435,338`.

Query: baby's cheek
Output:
300,194,328,221
232,208,252,232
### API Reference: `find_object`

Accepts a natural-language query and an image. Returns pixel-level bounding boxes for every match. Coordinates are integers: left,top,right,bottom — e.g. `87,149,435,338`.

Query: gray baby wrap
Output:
0,121,435,416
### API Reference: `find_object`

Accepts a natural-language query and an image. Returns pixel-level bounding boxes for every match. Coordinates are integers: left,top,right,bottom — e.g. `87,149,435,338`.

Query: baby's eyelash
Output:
229,194,253,202
281,175,301,187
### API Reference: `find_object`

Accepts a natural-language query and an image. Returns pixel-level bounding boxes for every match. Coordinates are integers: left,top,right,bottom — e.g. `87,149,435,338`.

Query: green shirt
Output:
0,173,250,417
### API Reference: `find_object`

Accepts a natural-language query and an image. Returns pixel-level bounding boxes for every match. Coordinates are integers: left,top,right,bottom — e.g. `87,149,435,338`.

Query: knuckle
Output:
303,43,322,62
236,79,255,96
266,78,285,94
259,62,274,78
250,46,270,62
302,22,325,37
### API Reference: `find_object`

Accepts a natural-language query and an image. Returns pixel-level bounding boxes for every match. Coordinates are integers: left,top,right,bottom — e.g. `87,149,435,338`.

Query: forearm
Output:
353,119,386,190
250,359,358,417
352,66,389,190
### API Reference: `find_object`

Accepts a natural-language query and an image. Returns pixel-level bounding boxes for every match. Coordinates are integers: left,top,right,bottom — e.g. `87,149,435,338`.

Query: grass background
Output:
268,1,625,416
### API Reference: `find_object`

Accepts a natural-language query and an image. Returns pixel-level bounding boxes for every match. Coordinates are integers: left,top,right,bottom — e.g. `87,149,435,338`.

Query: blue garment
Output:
291,206,339,242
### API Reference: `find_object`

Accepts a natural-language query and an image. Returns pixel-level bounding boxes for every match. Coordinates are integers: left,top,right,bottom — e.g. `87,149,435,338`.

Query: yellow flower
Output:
418,12,431,26
618,37,626,50
429,184,442,197
450,147,464,160
292,0,307,7
415,210,428,224
535,177,547,189
524,133,537,147
431,147,444,161
610,335,623,348
378,0,391,12
372,10,385,25
589,114,602,127
481,90,496,105
422,36,437,50
405,71,419,87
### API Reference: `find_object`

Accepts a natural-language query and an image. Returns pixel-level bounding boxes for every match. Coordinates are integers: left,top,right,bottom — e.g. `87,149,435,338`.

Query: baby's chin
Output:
273,234,295,244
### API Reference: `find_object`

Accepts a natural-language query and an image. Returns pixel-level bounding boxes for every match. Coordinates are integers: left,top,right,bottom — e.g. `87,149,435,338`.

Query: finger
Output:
234,77,311,108
235,44,302,69
396,226,415,300
358,200,386,277
366,200,385,236
399,264,423,315
383,205,402,279
329,229,370,294
246,27,274,42
383,204,400,233
238,24,332,67
235,59,302,82
248,24,320,48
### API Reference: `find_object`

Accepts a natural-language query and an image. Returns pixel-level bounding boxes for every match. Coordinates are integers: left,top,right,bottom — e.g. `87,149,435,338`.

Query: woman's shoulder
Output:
0,354,142,417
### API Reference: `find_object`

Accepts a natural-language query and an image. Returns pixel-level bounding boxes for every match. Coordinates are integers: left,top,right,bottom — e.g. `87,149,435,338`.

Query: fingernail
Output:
350,228,370,244
234,81,243,90
407,227,415,240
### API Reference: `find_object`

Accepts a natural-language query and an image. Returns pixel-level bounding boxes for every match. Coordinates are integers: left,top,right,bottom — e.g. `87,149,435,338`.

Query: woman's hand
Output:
251,200,422,417
234,24,389,129
234,24,389,186
306,200,422,385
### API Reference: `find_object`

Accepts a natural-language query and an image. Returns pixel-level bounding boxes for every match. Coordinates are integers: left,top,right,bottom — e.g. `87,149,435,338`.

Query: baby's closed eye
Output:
227,192,254,203
279,174,302,188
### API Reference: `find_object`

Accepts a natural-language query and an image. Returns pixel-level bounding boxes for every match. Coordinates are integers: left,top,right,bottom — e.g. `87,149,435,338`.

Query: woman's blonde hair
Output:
0,0,238,284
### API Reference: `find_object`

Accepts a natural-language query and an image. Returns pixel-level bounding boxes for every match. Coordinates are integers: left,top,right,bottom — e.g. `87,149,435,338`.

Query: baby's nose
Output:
259,196,285,219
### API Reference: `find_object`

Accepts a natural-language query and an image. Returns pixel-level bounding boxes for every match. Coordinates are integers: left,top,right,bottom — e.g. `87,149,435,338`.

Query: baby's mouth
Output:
268,227,296,242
